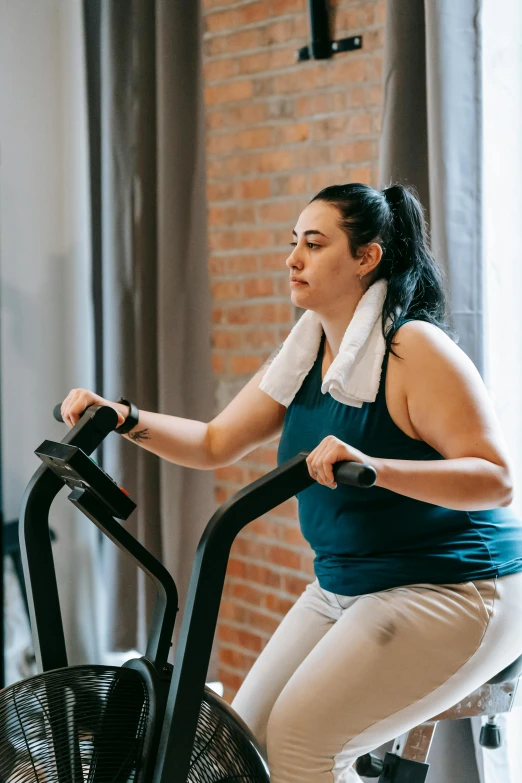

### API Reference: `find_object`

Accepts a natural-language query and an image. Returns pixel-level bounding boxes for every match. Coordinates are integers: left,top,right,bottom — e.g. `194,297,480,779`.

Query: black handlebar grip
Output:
53,404,64,423
333,461,377,488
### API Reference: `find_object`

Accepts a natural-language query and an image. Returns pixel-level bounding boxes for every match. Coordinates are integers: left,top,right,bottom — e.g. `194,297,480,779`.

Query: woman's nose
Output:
286,247,302,268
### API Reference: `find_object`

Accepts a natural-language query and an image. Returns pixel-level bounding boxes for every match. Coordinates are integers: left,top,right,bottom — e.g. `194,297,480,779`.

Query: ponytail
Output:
310,182,457,357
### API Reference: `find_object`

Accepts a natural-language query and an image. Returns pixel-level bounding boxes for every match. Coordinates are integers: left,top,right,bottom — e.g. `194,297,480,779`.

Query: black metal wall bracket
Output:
296,0,363,62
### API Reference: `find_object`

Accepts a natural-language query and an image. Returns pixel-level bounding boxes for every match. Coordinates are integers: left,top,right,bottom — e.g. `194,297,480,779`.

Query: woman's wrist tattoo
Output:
128,428,151,443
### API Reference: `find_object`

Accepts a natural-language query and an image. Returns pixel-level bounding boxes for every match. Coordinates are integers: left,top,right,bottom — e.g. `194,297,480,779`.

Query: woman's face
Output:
286,201,360,314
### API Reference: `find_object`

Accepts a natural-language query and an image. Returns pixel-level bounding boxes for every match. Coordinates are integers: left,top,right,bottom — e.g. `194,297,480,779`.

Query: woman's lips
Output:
290,280,307,286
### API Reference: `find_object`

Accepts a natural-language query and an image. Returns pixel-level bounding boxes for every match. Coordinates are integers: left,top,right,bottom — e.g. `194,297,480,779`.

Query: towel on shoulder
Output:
259,278,393,408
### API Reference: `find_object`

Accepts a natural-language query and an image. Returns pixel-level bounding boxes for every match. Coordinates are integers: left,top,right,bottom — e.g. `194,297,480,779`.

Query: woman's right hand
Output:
60,389,126,429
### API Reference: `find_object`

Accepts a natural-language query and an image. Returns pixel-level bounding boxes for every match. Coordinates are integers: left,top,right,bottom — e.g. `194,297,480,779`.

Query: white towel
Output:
259,278,392,408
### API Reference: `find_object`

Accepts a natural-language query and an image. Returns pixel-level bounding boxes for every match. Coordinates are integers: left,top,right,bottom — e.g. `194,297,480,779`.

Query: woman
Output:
62,183,522,783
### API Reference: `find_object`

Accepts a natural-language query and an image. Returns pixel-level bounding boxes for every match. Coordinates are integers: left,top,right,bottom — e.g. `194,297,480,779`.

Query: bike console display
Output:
34,440,136,520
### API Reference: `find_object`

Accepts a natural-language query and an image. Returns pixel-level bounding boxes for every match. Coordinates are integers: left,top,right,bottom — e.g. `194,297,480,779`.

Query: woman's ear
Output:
361,242,383,275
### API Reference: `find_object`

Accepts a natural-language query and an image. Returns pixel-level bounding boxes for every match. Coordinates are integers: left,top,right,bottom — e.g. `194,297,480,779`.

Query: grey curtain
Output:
83,0,217,676
379,0,484,374
379,2,493,782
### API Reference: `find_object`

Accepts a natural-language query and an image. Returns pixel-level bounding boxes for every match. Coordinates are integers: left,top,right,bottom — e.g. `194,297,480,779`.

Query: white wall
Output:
480,0,522,779
0,0,100,676
483,0,522,522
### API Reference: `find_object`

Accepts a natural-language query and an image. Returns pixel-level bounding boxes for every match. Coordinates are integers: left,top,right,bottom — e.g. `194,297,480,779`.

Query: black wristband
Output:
115,397,140,435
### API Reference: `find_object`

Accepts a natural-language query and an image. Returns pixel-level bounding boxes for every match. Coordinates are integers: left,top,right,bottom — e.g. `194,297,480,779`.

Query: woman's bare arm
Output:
62,366,287,471
121,368,286,469
369,321,514,510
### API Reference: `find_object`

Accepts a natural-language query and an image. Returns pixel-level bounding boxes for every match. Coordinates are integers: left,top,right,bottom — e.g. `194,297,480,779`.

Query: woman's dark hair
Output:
310,182,458,358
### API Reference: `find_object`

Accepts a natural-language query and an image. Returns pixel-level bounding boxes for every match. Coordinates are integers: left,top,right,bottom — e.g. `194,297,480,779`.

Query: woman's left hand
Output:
306,435,372,489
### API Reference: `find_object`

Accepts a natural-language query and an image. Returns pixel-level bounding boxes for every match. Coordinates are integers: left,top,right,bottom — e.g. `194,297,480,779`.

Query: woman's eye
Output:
289,242,320,249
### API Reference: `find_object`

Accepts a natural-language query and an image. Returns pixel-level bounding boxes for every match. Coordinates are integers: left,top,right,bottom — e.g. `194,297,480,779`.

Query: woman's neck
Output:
321,311,356,360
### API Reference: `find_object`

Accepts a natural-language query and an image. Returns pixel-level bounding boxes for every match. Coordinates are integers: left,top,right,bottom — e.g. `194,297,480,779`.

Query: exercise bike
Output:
0,403,377,783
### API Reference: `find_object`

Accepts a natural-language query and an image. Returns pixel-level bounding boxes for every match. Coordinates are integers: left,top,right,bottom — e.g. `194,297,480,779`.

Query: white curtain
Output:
0,0,101,679
473,0,522,780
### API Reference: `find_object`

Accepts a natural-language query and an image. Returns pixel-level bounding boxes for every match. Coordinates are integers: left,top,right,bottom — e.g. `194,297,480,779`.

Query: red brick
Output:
332,139,377,164
212,307,224,324
268,545,301,570
225,255,259,274
209,127,273,156
202,0,385,676
214,464,244,483
208,205,255,226
312,115,349,142
272,498,298,519
292,145,332,169
273,67,324,95
202,0,237,9
237,1,270,26
227,558,247,579
212,354,226,374
217,668,243,692
243,277,275,298
245,468,267,482
273,123,310,144
336,5,377,32
282,574,311,597
212,330,242,350
218,600,248,624
270,173,308,197
206,181,235,202
282,525,307,546
258,200,298,224
249,517,280,540
221,646,258,671
269,47,296,70
309,168,345,193
226,305,254,325
230,581,266,606
205,9,237,34
367,82,384,106
259,252,290,271
326,57,367,87
245,609,281,635
348,112,373,135
255,149,293,173
229,355,264,374
203,57,236,83
244,563,281,589
211,280,243,300
348,166,373,185
243,328,279,349
207,102,269,131
208,256,226,275
296,92,331,118
376,0,387,25
206,27,266,57
237,50,272,75
268,0,303,12
205,80,254,106
241,178,271,199
301,551,315,575
258,302,293,323
263,593,294,615
366,55,384,81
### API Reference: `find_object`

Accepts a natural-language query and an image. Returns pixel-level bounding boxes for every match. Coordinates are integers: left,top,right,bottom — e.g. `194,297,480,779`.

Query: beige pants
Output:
231,571,522,783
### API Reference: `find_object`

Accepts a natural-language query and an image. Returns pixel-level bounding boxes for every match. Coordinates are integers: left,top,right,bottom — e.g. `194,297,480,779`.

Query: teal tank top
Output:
277,321,522,595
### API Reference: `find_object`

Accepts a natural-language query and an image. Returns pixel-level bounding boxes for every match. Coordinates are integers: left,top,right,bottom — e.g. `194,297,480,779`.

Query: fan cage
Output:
0,667,269,783
0,665,150,783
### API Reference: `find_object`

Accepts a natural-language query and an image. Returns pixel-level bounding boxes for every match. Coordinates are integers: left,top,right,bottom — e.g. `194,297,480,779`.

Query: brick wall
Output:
201,0,386,703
